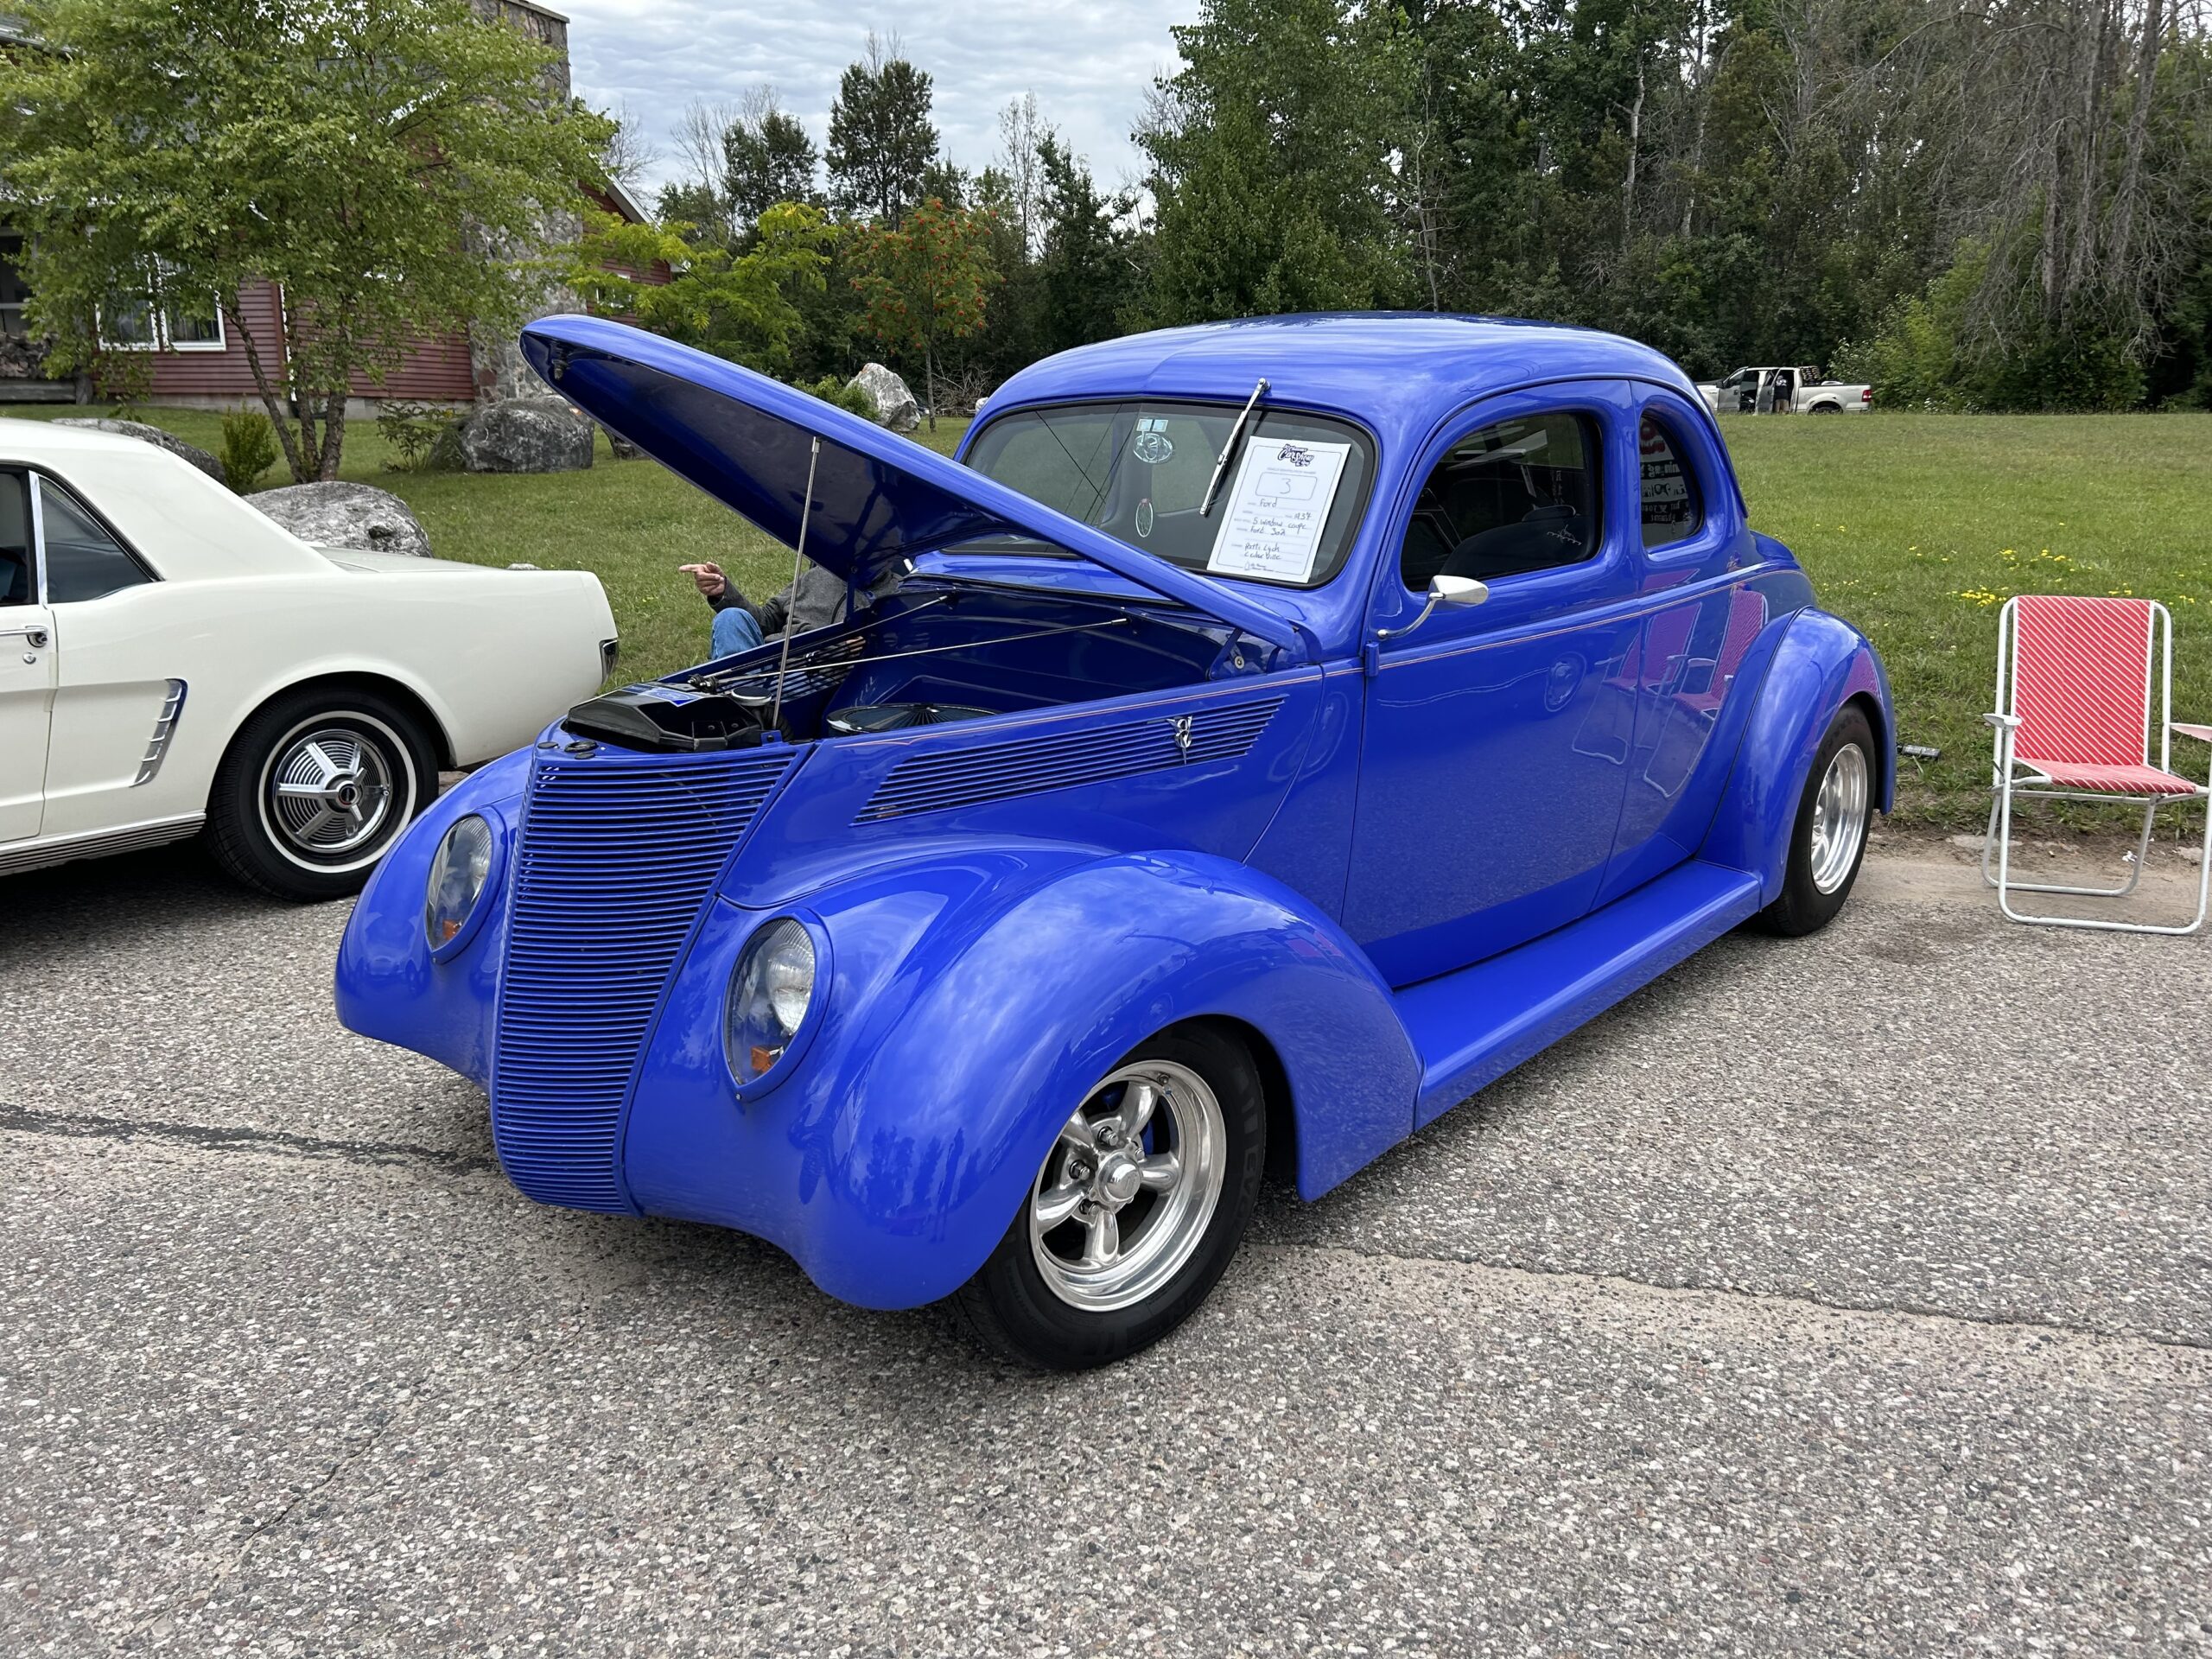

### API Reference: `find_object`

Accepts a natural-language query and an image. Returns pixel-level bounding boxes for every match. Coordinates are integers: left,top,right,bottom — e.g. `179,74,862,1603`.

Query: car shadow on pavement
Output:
0,839,294,948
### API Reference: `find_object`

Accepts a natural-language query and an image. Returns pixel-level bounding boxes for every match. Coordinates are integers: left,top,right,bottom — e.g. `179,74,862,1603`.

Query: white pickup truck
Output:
1697,365,1872,416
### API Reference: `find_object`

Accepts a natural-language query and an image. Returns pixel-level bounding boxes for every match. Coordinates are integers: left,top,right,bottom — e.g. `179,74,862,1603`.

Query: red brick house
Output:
0,1,664,411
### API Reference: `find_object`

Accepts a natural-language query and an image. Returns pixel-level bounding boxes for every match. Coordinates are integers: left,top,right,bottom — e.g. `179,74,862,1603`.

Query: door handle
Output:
0,625,49,648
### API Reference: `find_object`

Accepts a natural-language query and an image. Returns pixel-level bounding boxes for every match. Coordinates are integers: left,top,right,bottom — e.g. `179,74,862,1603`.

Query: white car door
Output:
29,473,179,842
0,468,54,842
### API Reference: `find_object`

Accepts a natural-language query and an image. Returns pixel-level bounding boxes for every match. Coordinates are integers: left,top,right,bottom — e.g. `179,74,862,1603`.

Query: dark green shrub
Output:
376,400,458,472
804,374,881,423
218,407,279,493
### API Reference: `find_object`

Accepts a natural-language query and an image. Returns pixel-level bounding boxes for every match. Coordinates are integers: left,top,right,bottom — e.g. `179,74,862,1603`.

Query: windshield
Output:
960,398,1376,588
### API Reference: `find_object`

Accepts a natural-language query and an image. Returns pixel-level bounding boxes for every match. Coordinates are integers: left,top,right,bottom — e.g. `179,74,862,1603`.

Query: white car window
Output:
0,472,31,606
37,478,153,603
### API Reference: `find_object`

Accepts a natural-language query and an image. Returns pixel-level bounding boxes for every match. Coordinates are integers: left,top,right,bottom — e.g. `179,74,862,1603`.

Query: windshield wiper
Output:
1199,378,1269,518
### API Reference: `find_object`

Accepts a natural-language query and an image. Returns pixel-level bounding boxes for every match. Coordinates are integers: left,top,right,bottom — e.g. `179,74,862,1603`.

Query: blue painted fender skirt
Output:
623,850,1420,1310
1697,607,1894,904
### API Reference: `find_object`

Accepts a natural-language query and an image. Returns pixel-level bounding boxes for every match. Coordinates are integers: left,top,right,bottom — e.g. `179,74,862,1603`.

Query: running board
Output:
1397,860,1763,1127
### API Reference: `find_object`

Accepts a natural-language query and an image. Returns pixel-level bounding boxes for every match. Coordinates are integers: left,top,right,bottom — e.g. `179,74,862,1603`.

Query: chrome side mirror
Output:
1378,574,1488,642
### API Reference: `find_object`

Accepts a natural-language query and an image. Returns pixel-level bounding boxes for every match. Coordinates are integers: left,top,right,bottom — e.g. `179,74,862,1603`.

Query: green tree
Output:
1140,0,1412,324
658,181,734,250
0,0,611,481
852,198,998,429
570,202,835,376
724,105,820,225
826,34,941,226
1034,138,1130,356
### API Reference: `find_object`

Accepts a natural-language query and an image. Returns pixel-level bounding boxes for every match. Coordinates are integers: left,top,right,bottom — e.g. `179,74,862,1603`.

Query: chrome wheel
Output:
1808,741,1870,894
1028,1059,1225,1313
257,717,403,869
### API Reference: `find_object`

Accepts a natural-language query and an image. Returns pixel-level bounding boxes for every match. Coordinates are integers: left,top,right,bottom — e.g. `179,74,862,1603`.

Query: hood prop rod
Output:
770,437,821,732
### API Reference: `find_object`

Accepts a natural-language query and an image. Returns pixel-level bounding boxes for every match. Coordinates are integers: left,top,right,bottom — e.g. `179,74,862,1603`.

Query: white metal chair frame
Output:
1981,595,2210,935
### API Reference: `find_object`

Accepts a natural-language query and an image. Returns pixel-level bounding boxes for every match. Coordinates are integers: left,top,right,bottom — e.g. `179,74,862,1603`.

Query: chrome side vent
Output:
856,696,1284,823
132,680,188,786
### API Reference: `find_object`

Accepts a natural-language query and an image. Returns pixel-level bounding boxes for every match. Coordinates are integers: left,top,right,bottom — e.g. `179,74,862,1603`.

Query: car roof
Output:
0,417,160,462
965,314,1722,657
0,414,328,579
979,313,1702,446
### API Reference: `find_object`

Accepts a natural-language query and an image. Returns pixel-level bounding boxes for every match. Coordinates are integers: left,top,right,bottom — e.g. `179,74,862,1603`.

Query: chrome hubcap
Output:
1808,741,1870,894
267,726,394,855
1029,1059,1224,1313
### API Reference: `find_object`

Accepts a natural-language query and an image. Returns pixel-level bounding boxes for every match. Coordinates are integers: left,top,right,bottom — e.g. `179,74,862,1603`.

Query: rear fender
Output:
1697,608,1892,902
620,849,1420,1310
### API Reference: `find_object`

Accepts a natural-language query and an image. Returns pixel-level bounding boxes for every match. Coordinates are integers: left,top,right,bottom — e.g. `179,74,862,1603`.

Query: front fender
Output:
1697,607,1893,902
334,746,533,1083
620,849,1420,1310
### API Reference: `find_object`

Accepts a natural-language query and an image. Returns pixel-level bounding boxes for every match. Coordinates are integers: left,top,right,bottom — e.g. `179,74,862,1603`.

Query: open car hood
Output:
519,316,1304,658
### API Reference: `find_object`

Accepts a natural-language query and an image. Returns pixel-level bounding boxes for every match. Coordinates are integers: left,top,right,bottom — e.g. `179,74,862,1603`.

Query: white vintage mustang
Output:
0,420,616,899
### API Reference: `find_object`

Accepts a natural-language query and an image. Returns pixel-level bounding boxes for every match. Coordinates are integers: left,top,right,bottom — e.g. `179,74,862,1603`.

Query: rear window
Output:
963,399,1376,587
1637,416,1703,548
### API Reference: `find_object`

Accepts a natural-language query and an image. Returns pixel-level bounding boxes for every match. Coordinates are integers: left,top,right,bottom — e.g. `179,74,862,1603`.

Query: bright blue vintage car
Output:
336,312,1891,1369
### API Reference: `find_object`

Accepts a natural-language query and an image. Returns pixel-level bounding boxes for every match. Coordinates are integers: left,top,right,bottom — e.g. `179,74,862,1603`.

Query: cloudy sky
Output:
556,0,1203,200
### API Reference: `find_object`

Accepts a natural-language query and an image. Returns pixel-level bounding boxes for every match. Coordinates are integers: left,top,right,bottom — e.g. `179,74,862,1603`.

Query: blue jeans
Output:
710,605,765,658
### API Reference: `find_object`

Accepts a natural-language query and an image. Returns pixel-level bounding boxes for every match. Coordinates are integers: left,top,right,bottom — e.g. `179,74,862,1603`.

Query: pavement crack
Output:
0,1100,496,1178
1255,1237,2212,1356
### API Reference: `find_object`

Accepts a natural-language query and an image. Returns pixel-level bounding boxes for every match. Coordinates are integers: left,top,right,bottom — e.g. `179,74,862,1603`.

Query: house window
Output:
100,264,226,352
0,233,29,340
163,294,225,348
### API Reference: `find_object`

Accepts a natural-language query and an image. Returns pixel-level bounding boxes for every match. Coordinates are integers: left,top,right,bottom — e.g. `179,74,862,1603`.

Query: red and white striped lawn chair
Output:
1983,594,2211,934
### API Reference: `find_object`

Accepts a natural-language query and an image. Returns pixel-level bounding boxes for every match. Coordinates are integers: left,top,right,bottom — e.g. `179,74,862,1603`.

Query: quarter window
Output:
1399,412,1599,588
37,479,152,603
1637,416,1703,548
0,472,30,606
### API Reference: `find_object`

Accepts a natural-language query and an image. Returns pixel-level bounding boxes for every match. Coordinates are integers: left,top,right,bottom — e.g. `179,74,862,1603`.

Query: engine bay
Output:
563,579,1272,755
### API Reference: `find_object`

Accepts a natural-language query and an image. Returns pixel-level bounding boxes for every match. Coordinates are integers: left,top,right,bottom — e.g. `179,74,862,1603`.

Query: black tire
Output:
1808,402,1842,414
953,1025,1266,1370
1755,702,1876,937
205,684,437,902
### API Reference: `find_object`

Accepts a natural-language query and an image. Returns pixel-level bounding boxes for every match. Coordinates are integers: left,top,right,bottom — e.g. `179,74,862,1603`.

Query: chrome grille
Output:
856,697,1284,823
491,745,795,1211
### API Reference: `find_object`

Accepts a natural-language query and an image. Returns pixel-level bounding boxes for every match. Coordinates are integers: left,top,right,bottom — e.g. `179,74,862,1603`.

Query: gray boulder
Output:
428,396,594,474
847,363,920,432
250,481,431,558
53,417,223,481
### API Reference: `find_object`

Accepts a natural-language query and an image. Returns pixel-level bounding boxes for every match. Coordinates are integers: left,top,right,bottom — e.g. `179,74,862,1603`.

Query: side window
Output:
1398,412,1599,588
0,472,30,606
1638,416,1703,549
36,479,152,603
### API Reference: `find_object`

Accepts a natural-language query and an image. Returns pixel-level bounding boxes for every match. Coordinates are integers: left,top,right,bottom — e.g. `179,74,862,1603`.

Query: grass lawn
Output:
1723,412,2209,823
7,402,2206,825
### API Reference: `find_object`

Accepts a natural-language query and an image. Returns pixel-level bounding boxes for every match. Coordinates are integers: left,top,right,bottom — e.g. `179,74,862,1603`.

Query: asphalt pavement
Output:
3,830,2208,1656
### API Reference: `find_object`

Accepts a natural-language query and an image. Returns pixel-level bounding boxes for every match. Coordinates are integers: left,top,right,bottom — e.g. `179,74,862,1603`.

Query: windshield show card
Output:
1206,438,1351,582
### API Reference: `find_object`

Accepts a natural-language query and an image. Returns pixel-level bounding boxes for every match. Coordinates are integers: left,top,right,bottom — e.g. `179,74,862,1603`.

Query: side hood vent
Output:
856,696,1284,823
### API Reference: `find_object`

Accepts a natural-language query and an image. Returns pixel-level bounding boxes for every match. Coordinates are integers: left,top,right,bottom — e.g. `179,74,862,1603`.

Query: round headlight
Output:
727,917,817,1083
423,814,495,957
